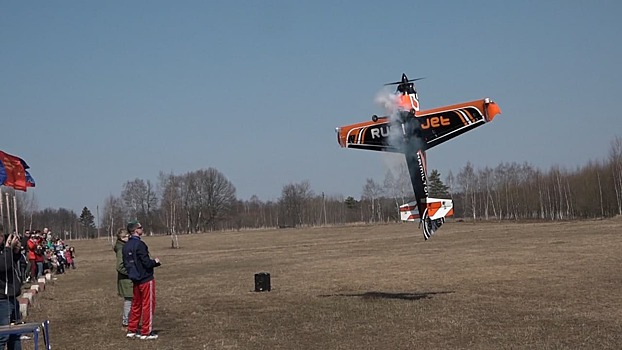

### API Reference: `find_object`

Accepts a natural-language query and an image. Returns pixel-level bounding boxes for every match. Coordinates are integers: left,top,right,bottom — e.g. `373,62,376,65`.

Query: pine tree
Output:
344,196,358,209
428,170,450,197
79,206,96,238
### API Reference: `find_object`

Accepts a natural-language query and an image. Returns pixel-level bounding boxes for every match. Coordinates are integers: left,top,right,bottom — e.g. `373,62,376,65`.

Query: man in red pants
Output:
122,221,161,340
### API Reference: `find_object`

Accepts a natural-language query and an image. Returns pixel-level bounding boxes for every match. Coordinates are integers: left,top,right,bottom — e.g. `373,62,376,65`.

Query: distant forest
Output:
8,136,622,239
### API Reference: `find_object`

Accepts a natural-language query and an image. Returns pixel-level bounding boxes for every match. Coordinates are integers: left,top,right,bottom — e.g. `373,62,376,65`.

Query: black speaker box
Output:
254,272,271,292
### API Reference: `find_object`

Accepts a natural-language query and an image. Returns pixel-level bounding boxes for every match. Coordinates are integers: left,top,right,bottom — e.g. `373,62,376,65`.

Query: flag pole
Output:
4,192,12,234
13,195,19,236
97,205,100,239
0,187,4,230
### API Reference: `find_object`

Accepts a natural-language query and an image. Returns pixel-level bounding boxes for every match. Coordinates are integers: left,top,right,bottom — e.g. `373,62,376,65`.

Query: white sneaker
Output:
140,333,158,340
126,332,137,339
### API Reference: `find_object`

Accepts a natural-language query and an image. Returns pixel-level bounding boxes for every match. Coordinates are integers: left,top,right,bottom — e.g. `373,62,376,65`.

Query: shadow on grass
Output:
319,291,454,301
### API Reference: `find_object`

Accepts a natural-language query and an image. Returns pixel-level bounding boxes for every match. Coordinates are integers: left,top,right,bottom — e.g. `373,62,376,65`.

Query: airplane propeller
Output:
384,73,425,86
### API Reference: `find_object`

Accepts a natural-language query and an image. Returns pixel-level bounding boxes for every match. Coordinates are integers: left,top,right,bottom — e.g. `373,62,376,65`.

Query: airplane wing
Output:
336,98,501,152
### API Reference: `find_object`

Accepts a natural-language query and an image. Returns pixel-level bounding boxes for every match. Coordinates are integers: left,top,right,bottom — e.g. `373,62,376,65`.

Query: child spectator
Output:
44,249,54,274
68,246,76,269
55,249,65,274
65,247,74,269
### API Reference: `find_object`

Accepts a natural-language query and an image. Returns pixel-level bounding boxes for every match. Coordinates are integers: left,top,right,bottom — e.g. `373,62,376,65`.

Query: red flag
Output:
0,150,29,191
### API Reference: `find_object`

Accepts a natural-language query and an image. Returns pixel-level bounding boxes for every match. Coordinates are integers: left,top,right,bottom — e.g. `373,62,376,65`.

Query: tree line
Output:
8,136,622,238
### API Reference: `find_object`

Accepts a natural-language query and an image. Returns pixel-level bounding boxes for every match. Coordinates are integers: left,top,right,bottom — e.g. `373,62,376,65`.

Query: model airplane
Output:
336,73,501,240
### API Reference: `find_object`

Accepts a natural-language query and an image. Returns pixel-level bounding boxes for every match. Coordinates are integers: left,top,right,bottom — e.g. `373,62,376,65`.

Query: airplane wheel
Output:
372,115,379,122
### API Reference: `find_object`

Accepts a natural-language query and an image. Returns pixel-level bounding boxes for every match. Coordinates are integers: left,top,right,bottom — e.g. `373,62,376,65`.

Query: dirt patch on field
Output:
24,220,622,349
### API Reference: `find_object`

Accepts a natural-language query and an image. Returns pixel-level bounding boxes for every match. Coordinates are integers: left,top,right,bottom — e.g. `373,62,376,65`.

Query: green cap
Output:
127,220,141,232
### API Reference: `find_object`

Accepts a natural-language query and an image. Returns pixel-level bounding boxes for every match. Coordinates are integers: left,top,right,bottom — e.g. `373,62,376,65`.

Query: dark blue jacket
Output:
0,247,21,297
122,235,160,284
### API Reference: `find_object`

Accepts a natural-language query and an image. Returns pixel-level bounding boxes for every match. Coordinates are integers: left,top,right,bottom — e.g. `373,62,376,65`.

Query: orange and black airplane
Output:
336,73,501,240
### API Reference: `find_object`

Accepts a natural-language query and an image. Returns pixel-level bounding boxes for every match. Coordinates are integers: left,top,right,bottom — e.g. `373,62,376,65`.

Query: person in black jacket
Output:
122,221,161,340
0,224,23,350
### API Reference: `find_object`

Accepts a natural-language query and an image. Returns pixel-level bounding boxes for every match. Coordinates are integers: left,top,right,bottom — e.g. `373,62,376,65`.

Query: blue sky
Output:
1,1,621,213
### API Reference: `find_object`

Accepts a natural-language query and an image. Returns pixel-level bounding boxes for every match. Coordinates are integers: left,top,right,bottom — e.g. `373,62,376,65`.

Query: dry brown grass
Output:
22,219,622,349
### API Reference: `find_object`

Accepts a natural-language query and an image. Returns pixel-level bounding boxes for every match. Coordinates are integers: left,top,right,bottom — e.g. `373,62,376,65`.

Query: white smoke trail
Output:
373,89,409,153
374,87,427,199
373,89,408,183
374,89,400,115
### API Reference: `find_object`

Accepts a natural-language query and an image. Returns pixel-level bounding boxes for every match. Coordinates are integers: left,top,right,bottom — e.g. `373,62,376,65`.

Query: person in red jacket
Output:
26,231,43,282
64,247,74,269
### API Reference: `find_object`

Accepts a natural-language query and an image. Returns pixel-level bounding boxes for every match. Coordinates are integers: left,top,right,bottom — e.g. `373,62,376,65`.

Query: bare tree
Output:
198,168,237,230
233,195,267,230
478,167,495,220
445,170,455,199
396,163,414,202
175,168,237,232
362,178,383,222
279,181,314,228
102,194,126,242
31,207,79,239
158,171,182,236
16,191,38,231
383,170,400,219
121,178,158,232
241,195,269,228
610,136,622,215
457,162,477,220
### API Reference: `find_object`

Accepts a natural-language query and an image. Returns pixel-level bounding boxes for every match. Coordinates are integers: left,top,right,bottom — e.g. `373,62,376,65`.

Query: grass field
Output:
23,218,622,349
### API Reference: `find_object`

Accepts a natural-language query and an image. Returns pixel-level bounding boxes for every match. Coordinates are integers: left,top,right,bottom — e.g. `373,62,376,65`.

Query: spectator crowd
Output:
1,220,163,348
23,228,76,282
0,225,77,349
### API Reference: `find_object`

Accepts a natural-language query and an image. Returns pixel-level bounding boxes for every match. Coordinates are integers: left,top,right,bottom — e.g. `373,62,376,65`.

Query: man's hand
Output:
5,235,19,252
6,234,16,247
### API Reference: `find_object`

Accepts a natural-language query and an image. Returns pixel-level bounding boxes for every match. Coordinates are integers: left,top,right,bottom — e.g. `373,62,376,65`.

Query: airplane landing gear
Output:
419,209,445,240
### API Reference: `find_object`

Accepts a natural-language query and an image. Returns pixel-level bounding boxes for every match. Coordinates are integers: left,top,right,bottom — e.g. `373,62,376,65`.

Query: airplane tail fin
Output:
399,198,454,240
